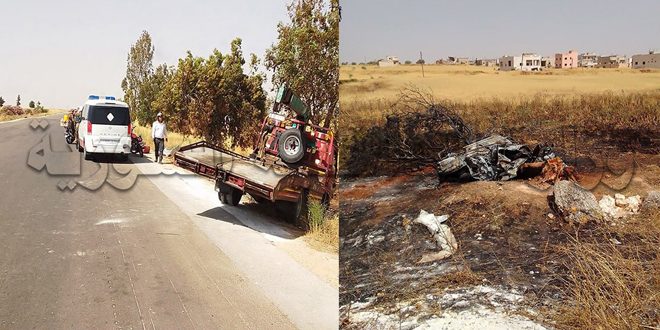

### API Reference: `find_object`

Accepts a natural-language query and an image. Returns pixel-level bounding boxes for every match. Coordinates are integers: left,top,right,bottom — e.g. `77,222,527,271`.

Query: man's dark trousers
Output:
154,138,164,161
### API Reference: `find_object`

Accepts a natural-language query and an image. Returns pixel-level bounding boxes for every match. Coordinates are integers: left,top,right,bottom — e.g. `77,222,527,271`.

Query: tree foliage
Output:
265,0,339,127
29,100,35,108
16,95,20,106
123,33,267,148
122,31,155,125
0,96,4,107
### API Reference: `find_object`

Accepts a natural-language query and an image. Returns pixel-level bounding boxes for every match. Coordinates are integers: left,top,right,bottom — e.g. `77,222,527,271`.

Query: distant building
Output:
521,53,542,71
631,51,660,69
499,55,521,71
499,53,542,71
555,50,578,68
578,53,598,68
475,58,498,66
378,56,400,67
541,57,555,68
447,56,469,64
597,55,629,68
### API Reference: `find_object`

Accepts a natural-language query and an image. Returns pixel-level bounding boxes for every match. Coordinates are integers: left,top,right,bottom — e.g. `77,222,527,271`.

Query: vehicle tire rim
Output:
283,135,301,156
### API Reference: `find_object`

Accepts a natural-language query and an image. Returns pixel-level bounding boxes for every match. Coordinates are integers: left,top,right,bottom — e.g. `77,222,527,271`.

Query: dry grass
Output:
340,91,660,176
340,64,660,102
0,108,64,122
304,200,339,253
556,209,660,329
131,124,199,152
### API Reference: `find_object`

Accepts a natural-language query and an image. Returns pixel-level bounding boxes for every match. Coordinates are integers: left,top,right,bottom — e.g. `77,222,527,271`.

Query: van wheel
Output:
277,128,305,164
293,190,310,231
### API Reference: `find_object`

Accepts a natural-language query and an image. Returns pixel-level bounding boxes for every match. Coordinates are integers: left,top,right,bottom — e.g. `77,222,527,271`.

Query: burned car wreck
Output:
437,134,553,181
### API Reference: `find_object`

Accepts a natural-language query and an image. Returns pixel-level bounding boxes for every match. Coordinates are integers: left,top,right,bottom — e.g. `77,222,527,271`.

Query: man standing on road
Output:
152,112,168,164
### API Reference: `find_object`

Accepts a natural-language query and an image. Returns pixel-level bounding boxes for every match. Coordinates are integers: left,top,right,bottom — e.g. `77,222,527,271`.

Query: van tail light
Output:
87,121,92,134
128,123,132,135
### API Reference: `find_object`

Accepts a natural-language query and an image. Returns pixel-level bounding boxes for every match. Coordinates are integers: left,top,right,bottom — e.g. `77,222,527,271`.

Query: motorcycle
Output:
130,132,145,157
64,115,77,144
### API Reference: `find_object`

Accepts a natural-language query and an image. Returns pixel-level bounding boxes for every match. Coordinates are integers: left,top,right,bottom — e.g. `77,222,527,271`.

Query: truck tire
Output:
221,187,243,206
277,128,305,164
293,190,310,230
218,190,228,204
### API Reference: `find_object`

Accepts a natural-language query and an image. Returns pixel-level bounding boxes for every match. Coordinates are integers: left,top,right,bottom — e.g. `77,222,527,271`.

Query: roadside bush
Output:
1,105,25,116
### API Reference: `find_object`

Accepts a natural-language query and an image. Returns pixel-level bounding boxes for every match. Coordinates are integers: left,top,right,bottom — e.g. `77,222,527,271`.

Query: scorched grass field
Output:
339,63,660,329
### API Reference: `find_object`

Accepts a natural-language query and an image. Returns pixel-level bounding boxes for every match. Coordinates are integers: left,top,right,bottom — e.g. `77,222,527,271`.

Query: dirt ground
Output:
339,151,659,328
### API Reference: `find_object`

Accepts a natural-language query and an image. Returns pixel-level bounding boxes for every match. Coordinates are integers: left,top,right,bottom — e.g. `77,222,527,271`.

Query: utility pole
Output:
419,51,425,77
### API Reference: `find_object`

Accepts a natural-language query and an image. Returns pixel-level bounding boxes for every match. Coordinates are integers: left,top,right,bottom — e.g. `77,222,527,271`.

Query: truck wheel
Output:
277,128,305,164
293,190,310,231
218,191,228,204
224,187,243,206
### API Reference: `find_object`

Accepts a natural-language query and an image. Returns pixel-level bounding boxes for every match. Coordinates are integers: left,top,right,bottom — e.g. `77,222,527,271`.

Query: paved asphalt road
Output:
0,115,297,329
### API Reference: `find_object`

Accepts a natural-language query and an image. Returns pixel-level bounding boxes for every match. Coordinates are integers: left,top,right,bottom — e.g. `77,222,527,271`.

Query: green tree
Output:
122,31,155,124
16,95,21,106
0,96,5,107
29,100,35,108
265,0,339,128
152,39,266,148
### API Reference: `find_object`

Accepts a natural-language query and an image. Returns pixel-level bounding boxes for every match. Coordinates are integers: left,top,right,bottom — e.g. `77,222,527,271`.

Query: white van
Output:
76,95,132,160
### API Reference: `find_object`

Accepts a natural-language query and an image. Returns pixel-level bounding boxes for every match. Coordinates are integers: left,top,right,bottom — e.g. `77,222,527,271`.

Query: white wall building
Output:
378,56,400,67
499,53,542,71
631,51,660,69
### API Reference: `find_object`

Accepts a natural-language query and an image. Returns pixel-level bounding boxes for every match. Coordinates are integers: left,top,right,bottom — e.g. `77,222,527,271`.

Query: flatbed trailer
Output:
174,141,333,228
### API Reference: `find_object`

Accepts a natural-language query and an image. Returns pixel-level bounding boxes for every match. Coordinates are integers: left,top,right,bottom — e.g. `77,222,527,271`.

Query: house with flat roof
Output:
378,56,400,67
578,53,598,68
475,58,498,66
499,53,542,71
632,51,660,69
555,50,578,68
597,55,629,68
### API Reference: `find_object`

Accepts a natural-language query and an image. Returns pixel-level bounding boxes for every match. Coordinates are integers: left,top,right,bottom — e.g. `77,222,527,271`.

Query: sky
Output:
340,0,660,63
0,0,289,109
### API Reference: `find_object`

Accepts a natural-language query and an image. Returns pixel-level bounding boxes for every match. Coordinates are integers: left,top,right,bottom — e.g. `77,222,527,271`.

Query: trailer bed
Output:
174,141,290,189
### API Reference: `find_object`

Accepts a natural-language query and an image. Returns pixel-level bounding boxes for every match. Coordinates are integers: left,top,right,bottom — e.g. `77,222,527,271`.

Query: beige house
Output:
475,58,498,66
597,55,629,68
631,51,660,69
578,53,598,67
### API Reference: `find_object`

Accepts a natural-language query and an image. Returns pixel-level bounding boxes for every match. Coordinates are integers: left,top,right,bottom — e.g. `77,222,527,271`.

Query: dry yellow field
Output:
340,64,660,102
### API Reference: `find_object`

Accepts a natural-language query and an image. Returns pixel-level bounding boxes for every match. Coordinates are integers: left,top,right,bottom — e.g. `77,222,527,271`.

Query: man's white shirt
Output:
152,121,167,139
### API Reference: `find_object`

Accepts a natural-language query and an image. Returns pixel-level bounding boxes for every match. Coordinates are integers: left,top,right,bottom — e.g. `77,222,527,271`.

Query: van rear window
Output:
88,105,130,125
